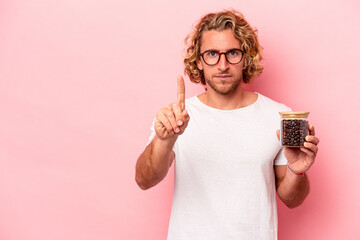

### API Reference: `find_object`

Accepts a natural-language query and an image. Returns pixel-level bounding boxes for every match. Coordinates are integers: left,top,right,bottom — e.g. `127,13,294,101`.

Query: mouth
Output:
214,75,232,80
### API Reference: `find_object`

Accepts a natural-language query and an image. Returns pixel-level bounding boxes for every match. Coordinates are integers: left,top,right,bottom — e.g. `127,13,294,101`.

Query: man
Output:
136,10,319,240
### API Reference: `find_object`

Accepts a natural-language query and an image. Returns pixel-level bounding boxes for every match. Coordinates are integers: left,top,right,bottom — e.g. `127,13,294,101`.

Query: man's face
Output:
197,29,244,95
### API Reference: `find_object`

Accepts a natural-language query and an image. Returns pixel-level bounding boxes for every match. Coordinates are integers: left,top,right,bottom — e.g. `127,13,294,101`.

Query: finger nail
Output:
177,120,183,126
175,128,180,133
306,136,311,141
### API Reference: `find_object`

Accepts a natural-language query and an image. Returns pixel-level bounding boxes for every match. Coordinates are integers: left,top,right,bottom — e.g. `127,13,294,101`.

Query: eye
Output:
205,51,218,57
228,49,239,56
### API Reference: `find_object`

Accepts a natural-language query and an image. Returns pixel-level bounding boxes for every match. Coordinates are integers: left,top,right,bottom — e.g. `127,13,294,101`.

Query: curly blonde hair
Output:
184,10,263,84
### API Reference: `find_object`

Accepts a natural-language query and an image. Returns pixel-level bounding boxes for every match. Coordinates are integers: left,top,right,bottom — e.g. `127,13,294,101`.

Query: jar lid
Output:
279,111,309,118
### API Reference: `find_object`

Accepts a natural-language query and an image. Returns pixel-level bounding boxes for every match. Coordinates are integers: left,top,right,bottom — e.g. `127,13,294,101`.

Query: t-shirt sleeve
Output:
274,148,287,165
146,118,156,146
274,104,292,165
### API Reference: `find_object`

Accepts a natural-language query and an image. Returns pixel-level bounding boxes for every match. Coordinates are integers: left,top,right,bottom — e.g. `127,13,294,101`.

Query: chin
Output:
206,76,242,95
214,85,239,95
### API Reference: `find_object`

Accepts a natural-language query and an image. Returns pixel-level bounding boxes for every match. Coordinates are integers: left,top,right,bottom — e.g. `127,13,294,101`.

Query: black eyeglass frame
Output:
199,48,246,66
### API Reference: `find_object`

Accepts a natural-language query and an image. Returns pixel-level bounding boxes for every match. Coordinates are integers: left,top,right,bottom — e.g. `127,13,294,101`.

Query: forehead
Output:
200,29,241,51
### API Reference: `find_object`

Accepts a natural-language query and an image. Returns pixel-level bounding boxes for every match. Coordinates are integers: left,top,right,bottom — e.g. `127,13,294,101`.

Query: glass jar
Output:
279,112,309,147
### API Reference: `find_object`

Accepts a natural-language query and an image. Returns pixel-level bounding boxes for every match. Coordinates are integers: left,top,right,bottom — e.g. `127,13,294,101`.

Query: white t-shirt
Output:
148,93,291,240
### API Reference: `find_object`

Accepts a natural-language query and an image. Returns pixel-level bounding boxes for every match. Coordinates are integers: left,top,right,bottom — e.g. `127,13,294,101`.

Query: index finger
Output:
177,75,185,110
309,124,316,136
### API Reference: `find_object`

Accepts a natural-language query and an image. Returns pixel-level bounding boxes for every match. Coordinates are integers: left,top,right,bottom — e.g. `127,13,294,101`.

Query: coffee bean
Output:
281,119,308,147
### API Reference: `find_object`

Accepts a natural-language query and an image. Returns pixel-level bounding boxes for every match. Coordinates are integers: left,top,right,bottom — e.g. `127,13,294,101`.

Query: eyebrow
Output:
201,48,241,52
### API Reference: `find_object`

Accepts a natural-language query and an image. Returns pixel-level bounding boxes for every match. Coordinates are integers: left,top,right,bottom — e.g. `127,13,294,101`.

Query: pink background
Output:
1,0,359,239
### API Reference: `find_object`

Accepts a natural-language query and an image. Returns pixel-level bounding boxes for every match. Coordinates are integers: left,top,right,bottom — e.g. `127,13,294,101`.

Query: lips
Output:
214,75,232,79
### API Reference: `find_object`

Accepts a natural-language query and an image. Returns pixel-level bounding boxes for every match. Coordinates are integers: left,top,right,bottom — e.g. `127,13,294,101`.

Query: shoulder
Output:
257,93,292,112
184,96,203,110
185,96,198,105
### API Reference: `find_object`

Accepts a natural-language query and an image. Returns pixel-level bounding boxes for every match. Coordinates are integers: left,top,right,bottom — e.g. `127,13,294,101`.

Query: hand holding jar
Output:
277,112,320,175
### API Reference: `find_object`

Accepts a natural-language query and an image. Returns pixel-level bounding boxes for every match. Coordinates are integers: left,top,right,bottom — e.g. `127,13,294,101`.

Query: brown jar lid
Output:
279,111,310,119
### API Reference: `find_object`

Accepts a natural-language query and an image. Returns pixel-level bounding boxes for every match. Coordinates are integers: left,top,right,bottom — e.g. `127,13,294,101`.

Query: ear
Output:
196,58,204,71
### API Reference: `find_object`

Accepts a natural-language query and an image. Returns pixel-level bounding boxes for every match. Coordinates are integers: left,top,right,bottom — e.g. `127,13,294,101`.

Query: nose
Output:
217,53,229,71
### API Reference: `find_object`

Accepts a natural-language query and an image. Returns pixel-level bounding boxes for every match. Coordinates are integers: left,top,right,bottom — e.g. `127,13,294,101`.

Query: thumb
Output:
276,130,280,141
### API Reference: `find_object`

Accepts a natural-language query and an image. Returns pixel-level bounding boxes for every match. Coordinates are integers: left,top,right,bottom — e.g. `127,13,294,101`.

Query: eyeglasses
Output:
199,48,246,66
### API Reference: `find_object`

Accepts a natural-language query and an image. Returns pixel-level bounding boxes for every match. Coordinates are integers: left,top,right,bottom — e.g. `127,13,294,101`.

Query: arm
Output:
135,136,176,190
275,124,319,208
275,165,310,208
135,76,189,190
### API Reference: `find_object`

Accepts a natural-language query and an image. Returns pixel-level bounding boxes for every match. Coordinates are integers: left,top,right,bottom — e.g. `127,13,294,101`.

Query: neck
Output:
199,84,257,110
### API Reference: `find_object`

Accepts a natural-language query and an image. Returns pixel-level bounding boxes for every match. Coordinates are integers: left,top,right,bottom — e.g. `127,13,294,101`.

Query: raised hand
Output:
154,76,190,141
